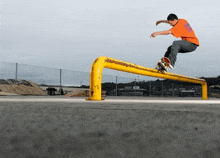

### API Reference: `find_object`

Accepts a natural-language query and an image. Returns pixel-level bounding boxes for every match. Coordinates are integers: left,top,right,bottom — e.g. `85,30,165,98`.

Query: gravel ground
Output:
0,96,220,158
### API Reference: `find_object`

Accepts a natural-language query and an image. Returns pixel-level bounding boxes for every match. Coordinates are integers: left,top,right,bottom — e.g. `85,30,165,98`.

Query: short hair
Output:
167,14,178,21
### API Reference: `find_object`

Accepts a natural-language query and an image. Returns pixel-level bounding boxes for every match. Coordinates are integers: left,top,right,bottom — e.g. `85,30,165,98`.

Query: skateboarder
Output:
150,13,199,70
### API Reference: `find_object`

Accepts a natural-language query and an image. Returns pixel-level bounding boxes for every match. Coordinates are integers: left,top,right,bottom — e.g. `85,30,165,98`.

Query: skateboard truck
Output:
155,57,172,73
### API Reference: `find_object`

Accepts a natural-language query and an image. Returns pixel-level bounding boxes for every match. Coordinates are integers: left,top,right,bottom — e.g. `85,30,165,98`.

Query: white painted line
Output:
105,99,220,104
0,98,81,102
0,98,220,104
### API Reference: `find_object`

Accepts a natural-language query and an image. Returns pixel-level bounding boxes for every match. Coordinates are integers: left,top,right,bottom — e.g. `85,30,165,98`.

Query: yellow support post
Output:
86,56,208,101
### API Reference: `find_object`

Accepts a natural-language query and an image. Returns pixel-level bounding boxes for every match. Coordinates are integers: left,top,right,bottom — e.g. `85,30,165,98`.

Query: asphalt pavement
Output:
0,96,220,158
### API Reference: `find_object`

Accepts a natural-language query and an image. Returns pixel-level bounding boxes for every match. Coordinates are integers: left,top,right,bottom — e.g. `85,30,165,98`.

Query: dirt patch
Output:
0,79,47,95
65,89,89,97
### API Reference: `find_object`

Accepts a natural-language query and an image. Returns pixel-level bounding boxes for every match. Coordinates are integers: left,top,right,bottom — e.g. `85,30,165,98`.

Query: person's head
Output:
167,14,178,26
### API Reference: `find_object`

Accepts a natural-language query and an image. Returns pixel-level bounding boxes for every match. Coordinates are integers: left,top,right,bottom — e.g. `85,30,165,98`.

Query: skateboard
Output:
155,57,172,73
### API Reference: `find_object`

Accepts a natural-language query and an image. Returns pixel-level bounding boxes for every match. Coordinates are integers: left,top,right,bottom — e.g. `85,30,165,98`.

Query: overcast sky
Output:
0,0,220,79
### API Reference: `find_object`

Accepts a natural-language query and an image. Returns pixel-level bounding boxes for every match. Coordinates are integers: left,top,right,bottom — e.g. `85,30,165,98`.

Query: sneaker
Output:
162,57,173,69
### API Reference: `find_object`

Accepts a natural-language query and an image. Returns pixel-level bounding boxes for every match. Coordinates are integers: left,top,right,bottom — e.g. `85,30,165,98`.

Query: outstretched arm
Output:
150,30,171,38
156,20,169,25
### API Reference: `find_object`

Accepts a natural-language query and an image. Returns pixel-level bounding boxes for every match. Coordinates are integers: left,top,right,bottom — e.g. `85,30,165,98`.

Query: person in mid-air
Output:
150,13,199,71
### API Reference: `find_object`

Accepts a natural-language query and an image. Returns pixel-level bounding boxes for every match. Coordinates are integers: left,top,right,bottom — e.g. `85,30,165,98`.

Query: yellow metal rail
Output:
86,56,208,100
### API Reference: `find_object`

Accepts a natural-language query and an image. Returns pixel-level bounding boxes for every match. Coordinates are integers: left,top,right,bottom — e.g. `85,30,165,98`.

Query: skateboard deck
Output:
155,57,171,73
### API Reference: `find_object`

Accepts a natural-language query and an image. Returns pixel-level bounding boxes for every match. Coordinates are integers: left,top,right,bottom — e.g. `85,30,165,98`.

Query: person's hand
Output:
156,21,161,26
150,33,157,38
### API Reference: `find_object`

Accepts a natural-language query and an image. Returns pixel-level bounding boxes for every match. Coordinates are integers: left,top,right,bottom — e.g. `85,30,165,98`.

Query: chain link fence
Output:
0,61,219,97
0,61,146,86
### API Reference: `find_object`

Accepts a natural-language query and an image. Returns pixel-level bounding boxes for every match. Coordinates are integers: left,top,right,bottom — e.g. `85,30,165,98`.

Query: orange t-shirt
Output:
170,19,199,46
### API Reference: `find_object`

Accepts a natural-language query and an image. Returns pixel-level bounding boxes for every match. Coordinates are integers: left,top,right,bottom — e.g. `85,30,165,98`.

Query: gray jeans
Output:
164,40,198,67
